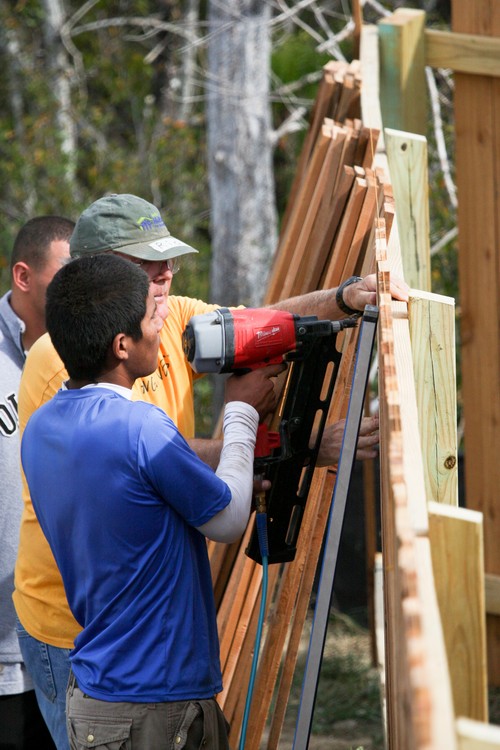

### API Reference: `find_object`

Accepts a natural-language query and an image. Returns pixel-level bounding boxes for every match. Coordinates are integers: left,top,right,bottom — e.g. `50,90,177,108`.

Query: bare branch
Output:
430,227,458,257
67,16,201,45
362,0,391,17
426,65,457,210
270,106,308,145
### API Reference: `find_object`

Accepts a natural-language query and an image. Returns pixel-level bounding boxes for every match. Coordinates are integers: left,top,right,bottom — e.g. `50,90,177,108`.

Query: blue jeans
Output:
16,620,71,750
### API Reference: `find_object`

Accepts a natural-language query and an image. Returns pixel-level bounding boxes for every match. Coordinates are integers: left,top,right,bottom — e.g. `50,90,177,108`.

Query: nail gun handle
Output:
254,423,280,458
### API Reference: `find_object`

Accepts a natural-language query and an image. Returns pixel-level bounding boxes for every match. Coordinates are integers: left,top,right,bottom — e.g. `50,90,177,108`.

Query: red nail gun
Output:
182,307,357,564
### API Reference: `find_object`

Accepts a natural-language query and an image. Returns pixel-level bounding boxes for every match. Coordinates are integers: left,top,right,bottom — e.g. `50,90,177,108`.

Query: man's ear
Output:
112,332,129,362
12,262,31,293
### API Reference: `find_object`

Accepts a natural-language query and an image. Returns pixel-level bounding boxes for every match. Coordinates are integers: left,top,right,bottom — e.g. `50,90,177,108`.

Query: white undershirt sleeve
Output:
196,401,258,543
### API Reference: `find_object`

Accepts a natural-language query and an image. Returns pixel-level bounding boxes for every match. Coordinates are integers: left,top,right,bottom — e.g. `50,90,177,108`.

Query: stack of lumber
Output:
208,60,393,748
266,60,383,304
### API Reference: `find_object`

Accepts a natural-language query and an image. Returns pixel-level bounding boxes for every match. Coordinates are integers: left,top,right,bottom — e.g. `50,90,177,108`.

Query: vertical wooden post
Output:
408,291,458,506
378,9,427,136
385,129,431,291
452,0,500,685
428,502,488,722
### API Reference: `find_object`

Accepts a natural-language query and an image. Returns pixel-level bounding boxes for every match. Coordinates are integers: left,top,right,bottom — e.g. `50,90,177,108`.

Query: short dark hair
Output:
11,216,75,273
46,255,150,381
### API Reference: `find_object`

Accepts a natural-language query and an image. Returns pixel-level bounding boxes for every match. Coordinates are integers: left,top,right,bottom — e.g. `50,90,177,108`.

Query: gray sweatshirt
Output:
0,291,31,693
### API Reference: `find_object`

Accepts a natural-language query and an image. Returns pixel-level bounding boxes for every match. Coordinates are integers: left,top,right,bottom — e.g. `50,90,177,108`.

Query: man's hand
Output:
224,364,286,422
342,274,409,313
316,415,379,467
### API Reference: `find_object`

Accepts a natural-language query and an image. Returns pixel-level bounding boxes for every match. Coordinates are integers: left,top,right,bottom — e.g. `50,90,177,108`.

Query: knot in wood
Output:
444,455,456,470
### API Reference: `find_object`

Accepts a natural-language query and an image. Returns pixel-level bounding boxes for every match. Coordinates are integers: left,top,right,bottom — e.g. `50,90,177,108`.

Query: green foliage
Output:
272,31,330,87
0,1,211,296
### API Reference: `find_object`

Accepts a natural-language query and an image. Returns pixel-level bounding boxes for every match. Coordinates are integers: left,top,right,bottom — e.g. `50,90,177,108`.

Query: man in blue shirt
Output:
21,254,282,749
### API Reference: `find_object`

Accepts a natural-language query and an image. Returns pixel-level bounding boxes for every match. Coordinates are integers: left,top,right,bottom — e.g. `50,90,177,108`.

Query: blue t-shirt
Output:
21,388,231,703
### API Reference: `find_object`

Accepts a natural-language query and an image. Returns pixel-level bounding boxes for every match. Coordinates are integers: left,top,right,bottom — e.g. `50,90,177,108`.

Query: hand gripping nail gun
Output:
182,307,357,564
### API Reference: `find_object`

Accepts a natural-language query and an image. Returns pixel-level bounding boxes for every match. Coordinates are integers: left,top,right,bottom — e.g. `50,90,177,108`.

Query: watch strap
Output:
336,276,363,316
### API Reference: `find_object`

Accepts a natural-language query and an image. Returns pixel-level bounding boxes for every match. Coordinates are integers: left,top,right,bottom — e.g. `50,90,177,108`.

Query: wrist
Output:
336,276,363,316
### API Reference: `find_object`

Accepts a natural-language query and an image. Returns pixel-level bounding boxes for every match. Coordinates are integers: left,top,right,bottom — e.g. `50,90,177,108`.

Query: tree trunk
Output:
207,0,278,308
42,0,78,188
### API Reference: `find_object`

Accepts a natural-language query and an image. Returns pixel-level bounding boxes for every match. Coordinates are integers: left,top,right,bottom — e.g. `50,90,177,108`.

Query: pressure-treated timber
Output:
408,290,458,506
428,502,488,722
425,28,500,78
456,717,500,749
360,25,384,146
377,220,457,749
378,9,427,136
452,0,500,685
385,128,431,291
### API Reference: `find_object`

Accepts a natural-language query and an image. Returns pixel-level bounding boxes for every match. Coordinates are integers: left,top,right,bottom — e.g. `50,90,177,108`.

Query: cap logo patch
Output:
149,236,189,253
136,214,166,232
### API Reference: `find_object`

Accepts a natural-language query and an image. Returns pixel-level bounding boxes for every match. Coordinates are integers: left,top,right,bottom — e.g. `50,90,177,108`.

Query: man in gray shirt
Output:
0,216,73,749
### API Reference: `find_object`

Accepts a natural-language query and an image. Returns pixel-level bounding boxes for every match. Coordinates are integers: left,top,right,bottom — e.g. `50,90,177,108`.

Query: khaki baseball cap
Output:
70,194,199,262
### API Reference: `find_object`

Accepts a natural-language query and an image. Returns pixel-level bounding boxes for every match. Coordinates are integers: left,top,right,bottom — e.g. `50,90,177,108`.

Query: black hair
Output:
10,216,75,273
46,254,150,381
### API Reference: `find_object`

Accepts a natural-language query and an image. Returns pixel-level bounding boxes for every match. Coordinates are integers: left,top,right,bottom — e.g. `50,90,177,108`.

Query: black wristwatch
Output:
336,276,363,316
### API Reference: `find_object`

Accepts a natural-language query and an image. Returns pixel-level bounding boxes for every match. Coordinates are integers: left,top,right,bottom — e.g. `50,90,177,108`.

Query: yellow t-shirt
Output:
13,296,220,648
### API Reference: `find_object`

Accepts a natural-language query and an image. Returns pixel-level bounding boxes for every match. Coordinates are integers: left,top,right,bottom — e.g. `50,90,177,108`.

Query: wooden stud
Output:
456,717,500,749
408,290,458,506
428,502,488,722
426,28,500,78
378,9,427,136
385,128,431,291
360,24,385,148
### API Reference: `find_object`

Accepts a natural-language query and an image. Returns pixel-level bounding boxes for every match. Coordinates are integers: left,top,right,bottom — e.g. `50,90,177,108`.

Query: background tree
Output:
207,0,277,309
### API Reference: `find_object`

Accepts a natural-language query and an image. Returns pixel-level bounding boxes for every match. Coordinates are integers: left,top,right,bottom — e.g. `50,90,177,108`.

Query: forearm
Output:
196,402,258,543
188,437,223,469
268,288,343,321
267,274,409,321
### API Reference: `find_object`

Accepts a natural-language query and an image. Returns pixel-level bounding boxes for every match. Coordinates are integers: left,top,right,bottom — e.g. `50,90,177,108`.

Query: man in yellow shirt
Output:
14,193,408,748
